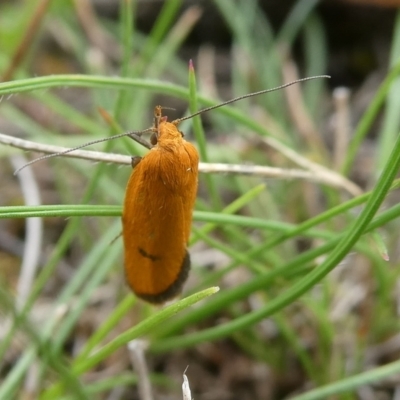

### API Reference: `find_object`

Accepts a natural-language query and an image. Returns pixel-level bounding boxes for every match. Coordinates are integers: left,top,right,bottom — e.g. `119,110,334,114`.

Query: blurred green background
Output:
1,1,400,399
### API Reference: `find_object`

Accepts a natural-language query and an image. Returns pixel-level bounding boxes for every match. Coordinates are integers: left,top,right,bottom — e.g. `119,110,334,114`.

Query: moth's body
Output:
122,115,199,303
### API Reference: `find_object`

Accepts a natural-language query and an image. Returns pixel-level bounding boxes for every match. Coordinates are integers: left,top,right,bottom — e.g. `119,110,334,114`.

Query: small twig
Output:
0,132,361,194
73,0,122,61
197,45,218,99
128,340,153,400
366,332,400,364
281,49,328,159
330,282,367,321
333,87,351,171
23,360,40,399
260,135,363,196
145,6,203,77
2,0,52,81
182,366,192,400
10,155,43,310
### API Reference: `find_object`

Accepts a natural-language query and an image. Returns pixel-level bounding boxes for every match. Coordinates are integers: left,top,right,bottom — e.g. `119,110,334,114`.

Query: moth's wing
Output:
122,146,197,302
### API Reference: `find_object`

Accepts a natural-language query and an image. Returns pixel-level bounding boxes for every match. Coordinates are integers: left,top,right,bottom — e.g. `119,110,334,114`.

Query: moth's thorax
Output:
156,121,184,146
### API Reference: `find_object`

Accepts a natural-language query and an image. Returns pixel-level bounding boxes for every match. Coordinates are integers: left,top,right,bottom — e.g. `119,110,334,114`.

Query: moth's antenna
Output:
14,127,154,175
14,75,330,174
173,75,330,124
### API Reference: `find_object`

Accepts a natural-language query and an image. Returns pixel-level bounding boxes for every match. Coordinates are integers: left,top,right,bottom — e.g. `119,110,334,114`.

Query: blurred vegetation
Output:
1,0,400,399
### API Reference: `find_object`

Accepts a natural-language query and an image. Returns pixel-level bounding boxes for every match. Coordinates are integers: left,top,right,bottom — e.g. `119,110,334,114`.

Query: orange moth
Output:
122,106,199,303
14,74,329,304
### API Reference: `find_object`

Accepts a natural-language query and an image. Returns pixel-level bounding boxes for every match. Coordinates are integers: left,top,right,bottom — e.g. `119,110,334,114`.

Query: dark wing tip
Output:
135,250,191,304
